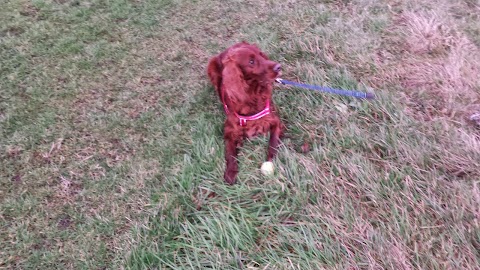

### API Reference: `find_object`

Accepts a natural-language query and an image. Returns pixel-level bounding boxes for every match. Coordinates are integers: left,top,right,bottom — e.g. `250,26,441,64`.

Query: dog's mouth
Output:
273,63,282,79
270,70,281,81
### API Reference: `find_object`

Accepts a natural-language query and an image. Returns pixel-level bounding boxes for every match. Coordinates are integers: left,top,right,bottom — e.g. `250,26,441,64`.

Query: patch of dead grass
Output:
378,8,480,122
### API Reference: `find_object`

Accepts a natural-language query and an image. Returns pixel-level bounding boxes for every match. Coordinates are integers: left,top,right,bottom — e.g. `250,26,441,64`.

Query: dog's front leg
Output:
224,125,243,185
267,118,283,161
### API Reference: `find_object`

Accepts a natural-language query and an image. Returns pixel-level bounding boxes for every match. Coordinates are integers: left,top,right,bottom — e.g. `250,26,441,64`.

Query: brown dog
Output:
207,42,283,184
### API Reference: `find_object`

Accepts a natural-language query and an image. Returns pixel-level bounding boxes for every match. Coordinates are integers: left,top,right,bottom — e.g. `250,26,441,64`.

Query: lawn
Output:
1,0,479,269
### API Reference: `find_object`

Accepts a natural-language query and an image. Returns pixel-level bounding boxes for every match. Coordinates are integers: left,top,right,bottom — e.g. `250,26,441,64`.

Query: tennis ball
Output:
260,161,274,176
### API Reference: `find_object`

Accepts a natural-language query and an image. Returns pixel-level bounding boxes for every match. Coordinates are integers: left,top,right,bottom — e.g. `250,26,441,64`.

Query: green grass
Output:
1,0,479,269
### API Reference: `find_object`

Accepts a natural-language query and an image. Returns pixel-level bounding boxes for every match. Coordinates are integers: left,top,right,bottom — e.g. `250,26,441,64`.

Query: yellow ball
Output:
260,161,274,176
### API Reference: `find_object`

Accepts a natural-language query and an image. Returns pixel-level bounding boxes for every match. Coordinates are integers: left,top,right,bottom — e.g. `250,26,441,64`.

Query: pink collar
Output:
223,99,271,126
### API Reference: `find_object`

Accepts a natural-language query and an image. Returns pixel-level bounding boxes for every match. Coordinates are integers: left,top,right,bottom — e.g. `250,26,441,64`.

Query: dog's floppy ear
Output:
207,56,223,94
221,55,247,103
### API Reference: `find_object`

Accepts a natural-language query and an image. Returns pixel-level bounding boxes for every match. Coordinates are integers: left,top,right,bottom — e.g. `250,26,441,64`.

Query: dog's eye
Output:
249,59,255,65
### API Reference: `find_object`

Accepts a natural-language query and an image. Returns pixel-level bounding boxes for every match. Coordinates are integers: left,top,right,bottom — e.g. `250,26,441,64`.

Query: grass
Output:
1,0,479,269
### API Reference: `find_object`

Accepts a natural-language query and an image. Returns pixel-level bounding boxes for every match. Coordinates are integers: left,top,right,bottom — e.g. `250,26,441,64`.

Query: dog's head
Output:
222,43,281,83
219,42,281,102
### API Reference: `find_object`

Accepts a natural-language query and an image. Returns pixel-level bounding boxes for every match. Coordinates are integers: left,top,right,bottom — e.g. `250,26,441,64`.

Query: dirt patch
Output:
19,3,40,18
57,214,73,230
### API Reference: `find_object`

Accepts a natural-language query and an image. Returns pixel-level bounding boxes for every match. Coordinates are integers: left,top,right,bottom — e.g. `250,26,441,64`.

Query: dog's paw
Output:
224,171,238,185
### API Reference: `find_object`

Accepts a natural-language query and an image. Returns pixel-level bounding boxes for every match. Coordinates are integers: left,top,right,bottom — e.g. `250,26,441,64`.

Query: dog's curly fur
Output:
207,42,283,184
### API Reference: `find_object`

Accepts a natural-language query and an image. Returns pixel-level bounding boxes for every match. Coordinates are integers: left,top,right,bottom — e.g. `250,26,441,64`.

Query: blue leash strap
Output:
276,78,375,99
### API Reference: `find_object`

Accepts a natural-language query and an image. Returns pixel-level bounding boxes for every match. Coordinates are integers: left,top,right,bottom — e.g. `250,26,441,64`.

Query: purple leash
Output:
276,78,375,99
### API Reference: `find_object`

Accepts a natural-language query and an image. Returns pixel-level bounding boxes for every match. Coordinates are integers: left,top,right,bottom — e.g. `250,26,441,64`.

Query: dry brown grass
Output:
373,1,480,123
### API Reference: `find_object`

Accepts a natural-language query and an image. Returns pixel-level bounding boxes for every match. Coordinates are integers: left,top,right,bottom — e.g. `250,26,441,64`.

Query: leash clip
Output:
275,78,285,84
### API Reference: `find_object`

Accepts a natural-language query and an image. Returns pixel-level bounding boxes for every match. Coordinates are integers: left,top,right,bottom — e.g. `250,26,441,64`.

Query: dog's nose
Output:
273,64,282,73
